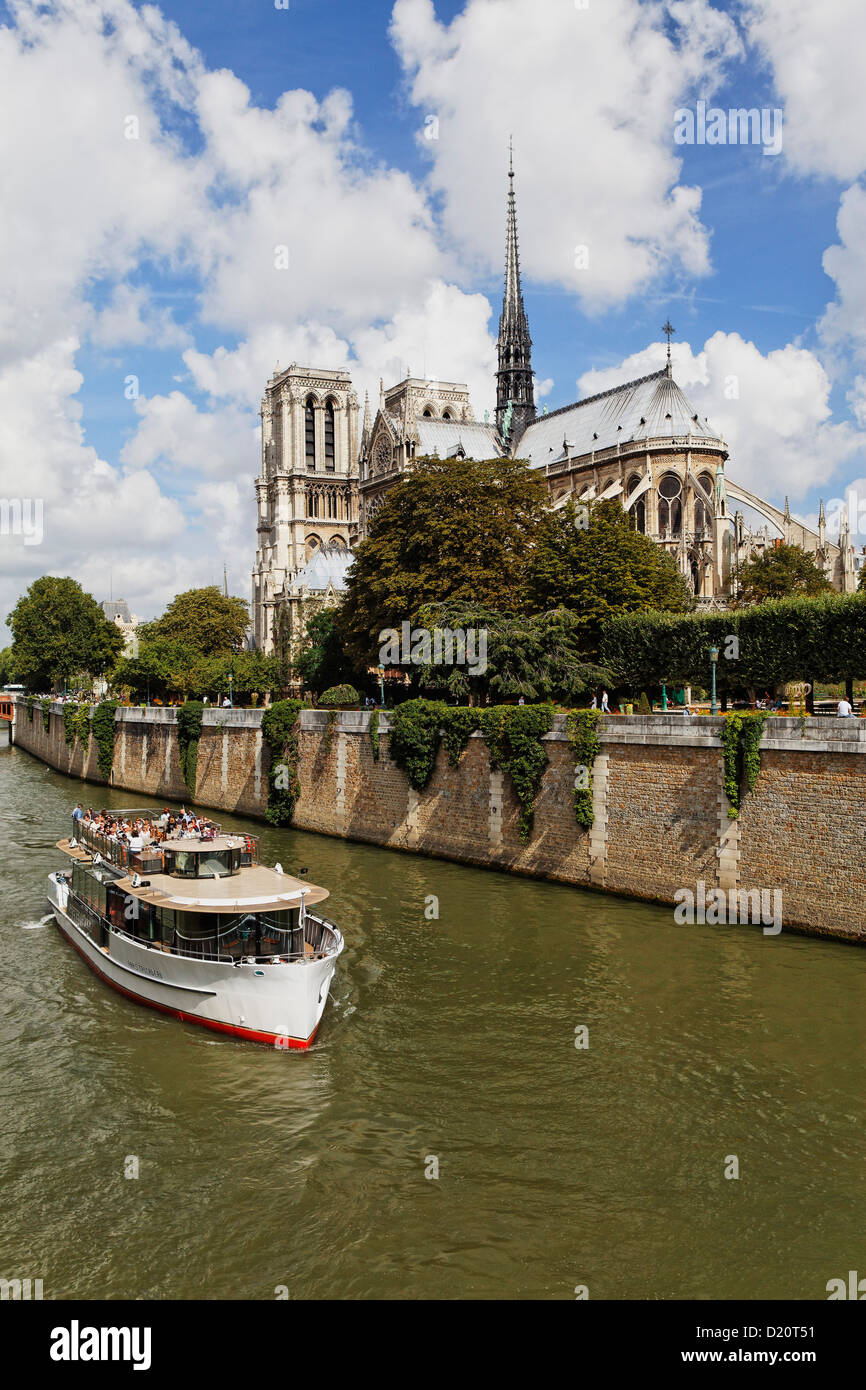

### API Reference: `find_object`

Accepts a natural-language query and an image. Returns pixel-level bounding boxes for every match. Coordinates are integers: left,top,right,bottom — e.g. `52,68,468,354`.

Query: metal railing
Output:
72,817,260,871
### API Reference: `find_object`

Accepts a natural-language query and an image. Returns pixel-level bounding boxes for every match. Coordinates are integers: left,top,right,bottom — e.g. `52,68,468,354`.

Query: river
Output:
1,740,863,1300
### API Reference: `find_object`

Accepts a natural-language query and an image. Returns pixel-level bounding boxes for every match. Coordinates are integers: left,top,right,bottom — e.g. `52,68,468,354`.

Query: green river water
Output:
1,740,863,1300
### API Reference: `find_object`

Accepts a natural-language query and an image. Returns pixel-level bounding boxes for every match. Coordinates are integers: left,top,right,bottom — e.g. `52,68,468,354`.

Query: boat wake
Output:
21,914,54,929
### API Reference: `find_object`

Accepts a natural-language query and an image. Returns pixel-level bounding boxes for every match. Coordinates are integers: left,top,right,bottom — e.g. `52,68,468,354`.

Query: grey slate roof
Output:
102,599,133,624
514,370,721,468
415,419,502,460
289,546,354,593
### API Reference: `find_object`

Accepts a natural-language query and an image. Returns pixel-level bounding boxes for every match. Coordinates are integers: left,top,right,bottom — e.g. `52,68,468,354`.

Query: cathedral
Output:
252,160,856,655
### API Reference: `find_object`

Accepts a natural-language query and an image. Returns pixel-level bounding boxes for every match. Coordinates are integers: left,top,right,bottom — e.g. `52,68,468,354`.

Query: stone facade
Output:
14,699,866,944
252,364,359,653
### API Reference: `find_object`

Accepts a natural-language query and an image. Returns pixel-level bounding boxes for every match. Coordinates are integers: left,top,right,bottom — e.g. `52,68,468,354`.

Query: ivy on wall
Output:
480,704,555,842
261,699,306,826
41,697,52,733
176,701,204,796
387,699,555,842
720,711,768,819
566,709,601,830
90,702,118,782
62,703,91,750
369,708,380,761
26,694,34,722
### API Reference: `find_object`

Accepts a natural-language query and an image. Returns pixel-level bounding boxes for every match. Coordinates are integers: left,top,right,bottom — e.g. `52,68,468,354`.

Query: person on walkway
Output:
590,694,597,710
837,697,853,717
600,690,610,713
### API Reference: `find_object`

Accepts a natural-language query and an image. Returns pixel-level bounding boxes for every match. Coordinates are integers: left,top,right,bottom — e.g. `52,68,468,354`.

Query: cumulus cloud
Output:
577,331,866,502
390,0,742,307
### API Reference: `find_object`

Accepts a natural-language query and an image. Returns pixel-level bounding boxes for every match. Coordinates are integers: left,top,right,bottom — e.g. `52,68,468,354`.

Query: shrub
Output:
319,684,360,708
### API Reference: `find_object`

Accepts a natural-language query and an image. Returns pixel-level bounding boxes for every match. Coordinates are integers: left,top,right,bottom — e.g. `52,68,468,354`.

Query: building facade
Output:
253,161,857,643
252,365,359,653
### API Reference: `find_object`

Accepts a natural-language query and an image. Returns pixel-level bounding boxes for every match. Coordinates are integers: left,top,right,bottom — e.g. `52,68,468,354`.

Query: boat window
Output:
197,850,232,878
169,850,197,878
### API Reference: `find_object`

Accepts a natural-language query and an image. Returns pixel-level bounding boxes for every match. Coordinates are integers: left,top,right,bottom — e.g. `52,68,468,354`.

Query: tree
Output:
524,499,693,655
339,455,547,666
6,577,124,691
414,601,610,706
141,586,249,656
0,647,20,684
295,609,357,698
737,544,832,604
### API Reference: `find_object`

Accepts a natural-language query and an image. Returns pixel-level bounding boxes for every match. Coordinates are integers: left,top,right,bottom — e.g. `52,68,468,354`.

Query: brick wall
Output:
13,700,866,943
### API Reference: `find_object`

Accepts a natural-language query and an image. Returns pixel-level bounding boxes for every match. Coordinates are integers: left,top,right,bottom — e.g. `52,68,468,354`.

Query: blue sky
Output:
1,0,865,624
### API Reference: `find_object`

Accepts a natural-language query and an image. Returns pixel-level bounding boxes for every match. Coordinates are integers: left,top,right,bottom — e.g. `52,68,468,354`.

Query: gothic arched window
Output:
305,397,316,470
324,401,336,472
634,497,646,533
658,473,682,537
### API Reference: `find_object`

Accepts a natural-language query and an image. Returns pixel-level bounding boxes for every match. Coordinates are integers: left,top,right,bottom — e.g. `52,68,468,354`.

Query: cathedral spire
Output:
496,141,535,443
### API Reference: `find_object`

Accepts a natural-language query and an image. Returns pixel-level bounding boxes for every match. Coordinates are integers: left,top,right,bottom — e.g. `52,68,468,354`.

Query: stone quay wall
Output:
12,698,866,943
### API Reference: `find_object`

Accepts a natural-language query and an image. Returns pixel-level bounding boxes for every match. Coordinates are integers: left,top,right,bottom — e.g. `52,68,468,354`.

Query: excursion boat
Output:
47,810,344,1049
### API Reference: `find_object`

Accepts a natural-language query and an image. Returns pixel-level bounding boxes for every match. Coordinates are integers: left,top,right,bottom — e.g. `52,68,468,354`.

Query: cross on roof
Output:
662,319,675,376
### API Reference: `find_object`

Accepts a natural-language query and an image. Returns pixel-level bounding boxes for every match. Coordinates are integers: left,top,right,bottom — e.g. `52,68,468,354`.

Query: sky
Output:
2,0,866,628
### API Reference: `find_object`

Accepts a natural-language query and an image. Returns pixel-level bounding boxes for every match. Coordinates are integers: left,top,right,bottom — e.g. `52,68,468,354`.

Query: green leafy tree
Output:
113,638,200,702
737,544,832,604
296,609,356,697
0,647,20,684
415,601,609,706
6,577,124,691
524,499,693,655
140,586,249,656
339,455,547,667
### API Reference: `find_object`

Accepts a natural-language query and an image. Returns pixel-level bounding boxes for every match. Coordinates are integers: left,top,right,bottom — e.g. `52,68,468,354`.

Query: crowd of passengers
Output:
72,805,218,852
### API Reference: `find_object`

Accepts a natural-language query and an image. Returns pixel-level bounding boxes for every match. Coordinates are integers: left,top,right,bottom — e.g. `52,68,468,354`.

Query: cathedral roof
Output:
415,419,502,460
289,545,354,593
513,370,723,468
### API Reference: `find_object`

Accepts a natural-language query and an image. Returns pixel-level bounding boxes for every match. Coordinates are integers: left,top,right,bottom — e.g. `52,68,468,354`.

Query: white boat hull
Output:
47,873,341,1049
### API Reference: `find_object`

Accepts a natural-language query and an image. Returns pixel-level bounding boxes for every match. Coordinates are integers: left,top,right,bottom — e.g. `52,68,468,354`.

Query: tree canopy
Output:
6,576,124,691
295,609,357,698
736,543,832,604
140,586,249,656
339,455,547,666
523,498,693,653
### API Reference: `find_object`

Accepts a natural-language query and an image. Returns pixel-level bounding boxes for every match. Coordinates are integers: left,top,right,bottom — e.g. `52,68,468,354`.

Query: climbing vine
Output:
63,702,91,750
388,699,447,790
480,703,555,843
567,708,601,831
720,711,768,818
90,701,118,782
261,698,306,826
388,699,555,842
369,707,380,761
324,708,338,755
176,701,204,795
26,694,34,722
41,697,52,733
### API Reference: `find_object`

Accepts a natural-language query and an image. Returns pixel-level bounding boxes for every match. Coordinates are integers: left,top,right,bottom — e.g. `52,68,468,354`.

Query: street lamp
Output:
377,665,385,708
228,670,233,708
660,679,669,711
709,645,720,715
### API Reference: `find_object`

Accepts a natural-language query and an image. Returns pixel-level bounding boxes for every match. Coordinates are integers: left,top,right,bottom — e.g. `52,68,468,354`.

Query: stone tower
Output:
252,364,358,653
495,146,535,444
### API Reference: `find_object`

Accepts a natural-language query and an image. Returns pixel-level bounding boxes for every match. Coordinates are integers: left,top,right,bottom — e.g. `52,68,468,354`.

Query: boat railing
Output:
72,817,260,871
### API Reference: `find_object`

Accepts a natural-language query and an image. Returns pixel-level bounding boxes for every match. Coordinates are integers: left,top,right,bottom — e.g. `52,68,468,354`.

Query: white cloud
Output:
390,0,742,307
742,0,866,182
577,331,866,501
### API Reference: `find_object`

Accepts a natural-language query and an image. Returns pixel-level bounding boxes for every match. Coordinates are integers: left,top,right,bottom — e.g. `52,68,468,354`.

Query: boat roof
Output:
56,840,328,913
117,866,329,914
162,836,247,853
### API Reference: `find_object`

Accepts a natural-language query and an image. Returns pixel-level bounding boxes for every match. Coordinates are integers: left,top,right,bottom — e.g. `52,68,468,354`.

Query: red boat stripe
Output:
55,917,318,1050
